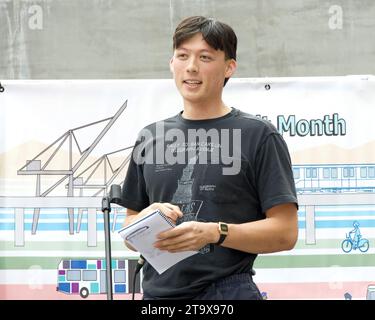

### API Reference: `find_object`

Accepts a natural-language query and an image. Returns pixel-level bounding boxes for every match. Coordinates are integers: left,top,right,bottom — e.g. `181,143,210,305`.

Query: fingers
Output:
150,202,183,223
134,202,183,226
156,240,196,253
154,230,194,252
154,222,207,252
157,224,183,240
162,203,183,217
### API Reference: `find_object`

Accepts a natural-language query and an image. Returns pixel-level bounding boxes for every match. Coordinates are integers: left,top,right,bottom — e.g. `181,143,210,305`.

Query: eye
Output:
200,55,212,61
177,53,188,60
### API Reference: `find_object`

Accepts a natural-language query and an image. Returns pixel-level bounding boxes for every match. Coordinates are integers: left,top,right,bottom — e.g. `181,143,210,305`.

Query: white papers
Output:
118,209,198,274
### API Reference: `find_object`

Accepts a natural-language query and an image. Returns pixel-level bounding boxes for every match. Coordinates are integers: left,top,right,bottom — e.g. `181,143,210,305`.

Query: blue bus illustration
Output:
56,258,127,298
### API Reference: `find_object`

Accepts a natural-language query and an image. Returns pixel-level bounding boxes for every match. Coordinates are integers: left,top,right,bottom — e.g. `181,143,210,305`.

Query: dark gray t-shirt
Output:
122,108,298,299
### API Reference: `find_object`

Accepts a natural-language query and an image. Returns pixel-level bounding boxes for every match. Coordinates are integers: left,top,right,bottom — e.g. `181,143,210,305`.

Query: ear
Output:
224,59,237,78
169,57,174,74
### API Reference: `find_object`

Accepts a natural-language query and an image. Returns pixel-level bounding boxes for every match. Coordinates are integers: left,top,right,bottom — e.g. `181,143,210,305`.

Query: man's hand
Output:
135,202,184,225
123,202,184,251
154,221,219,252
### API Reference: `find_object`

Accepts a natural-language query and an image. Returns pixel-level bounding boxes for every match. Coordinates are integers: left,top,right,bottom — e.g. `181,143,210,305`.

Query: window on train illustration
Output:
343,167,355,178
360,167,367,178
368,167,375,178
331,168,338,179
293,168,300,179
306,168,317,179
323,168,330,179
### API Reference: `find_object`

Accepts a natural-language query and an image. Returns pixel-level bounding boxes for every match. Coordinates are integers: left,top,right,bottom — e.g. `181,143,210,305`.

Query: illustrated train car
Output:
292,164,375,193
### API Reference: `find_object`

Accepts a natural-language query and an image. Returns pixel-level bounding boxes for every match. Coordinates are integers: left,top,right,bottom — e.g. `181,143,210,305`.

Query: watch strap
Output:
216,233,226,246
216,222,228,245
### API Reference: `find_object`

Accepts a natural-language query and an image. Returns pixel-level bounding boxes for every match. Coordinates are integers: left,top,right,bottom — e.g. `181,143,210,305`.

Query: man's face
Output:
170,33,236,105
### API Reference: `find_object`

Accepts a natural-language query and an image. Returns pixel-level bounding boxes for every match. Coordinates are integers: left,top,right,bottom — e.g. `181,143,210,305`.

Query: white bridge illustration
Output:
0,100,133,247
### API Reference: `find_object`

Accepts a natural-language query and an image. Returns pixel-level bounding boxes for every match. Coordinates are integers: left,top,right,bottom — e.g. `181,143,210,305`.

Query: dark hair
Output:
173,16,237,86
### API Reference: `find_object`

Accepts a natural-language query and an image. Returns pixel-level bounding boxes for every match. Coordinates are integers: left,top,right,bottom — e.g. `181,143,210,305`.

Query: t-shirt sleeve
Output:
121,140,150,212
254,133,298,213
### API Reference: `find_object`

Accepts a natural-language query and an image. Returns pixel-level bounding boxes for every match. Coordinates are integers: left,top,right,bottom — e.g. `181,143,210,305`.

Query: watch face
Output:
220,223,228,233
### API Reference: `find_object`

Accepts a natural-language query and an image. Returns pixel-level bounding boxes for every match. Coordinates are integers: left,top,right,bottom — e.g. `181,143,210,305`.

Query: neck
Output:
182,99,231,120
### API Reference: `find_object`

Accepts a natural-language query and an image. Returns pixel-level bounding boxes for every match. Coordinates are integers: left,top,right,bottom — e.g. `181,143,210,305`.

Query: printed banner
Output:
0,76,374,300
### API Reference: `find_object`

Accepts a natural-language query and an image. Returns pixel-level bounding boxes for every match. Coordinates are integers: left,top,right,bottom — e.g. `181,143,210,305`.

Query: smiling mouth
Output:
183,80,202,88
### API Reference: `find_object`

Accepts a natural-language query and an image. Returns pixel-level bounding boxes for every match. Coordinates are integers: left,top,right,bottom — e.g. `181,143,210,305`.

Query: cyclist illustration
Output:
350,221,361,247
341,221,370,253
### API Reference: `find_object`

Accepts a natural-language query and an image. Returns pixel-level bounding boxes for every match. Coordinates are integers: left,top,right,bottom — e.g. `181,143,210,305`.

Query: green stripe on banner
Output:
1,254,374,270
294,239,375,249
254,254,375,268
0,257,62,269
293,239,343,249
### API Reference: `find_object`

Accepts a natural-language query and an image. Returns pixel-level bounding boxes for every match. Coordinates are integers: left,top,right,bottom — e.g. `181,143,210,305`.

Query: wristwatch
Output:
216,222,228,245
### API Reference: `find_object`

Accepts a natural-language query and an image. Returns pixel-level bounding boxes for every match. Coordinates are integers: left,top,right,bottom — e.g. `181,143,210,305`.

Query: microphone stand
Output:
101,184,123,301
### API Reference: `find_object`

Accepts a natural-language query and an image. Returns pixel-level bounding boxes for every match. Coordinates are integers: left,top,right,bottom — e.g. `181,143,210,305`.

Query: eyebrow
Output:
176,47,215,54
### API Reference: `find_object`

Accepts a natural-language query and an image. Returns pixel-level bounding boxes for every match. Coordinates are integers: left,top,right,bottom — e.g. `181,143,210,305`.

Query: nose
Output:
186,56,199,73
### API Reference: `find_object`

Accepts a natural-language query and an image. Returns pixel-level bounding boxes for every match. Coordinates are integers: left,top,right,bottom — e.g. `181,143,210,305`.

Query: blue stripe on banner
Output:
0,214,82,219
298,219,375,229
315,211,375,217
0,222,125,231
298,211,375,217
0,213,125,223
23,208,126,213
0,212,126,218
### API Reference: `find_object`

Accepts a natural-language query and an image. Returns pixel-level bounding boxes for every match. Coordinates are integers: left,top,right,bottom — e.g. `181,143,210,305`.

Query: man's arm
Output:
218,203,298,253
154,202,298,254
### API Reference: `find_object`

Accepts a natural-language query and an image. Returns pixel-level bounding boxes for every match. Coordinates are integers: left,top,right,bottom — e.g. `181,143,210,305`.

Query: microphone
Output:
109,184,122,205
135,255,145,274
132,255,145,300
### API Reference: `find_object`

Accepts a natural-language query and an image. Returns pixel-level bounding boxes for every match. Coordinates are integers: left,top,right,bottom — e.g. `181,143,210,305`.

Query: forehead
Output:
175,33,217,52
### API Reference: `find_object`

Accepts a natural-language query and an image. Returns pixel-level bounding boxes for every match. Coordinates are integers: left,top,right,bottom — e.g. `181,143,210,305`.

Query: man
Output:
122,16,298,300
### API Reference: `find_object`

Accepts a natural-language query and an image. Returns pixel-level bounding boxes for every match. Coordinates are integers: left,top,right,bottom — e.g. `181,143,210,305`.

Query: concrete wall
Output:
1,0,374,79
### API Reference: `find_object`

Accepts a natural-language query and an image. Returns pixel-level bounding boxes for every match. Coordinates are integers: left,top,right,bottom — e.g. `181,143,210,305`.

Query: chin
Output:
182,94,204,104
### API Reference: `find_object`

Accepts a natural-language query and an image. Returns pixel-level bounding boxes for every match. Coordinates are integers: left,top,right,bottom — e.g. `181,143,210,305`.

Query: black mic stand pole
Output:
101,184,123,301
101,194,113,300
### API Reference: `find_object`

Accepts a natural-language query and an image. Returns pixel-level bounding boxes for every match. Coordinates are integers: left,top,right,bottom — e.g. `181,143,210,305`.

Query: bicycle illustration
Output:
341,221,370,253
